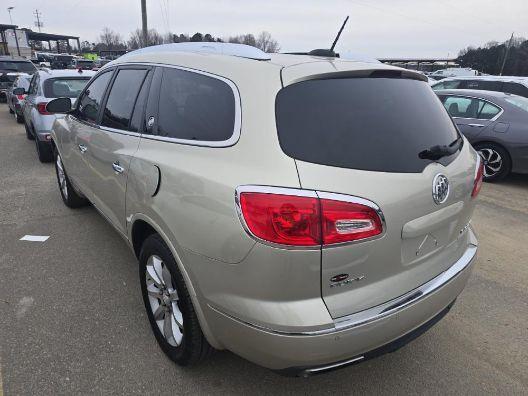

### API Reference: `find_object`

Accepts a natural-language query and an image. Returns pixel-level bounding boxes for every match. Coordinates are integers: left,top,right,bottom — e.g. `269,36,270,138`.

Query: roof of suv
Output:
435,75,528,84
108,43,427,86
36,69,96,80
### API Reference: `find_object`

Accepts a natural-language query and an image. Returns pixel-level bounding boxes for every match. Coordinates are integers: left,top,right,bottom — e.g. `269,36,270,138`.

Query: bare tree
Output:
127,28,163,49
98,27,124,50
256,31,280,53
228,34,256,47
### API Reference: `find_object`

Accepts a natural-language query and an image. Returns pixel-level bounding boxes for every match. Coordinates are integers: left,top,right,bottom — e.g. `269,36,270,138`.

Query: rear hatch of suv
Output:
277,64,480,318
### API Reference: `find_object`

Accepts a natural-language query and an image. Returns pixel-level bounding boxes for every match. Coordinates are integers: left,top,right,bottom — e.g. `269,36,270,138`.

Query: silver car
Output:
6,73,31,123
431,75,528,98
17,69,95,162
46,43,482,375
437,89,528,181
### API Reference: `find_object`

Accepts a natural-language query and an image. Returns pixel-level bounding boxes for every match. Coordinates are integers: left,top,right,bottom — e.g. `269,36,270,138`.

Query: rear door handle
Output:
468,123,485,128
78,144,87,153
112,161,125,174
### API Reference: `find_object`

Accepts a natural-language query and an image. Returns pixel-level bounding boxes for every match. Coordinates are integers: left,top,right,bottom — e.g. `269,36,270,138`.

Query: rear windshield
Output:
0,61,36,73
43,77,91,98
276,77,460,173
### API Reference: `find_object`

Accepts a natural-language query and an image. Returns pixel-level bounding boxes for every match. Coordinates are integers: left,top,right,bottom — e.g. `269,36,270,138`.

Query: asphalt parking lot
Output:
0,105,527,395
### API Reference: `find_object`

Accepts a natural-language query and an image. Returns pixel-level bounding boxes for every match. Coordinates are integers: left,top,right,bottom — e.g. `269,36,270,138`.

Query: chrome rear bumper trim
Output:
333,243,477,332
211,242,477,336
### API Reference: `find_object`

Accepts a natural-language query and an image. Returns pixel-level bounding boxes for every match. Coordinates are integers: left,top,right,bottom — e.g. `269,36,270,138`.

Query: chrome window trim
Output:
234,185,386,250
442,94,504,121
120,62,242,148
100,125,141,137
210,241,477,336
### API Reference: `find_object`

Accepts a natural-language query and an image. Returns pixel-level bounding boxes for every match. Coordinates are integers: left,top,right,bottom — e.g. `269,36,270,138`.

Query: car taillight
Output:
16,94,25,100
239,193,321,246
320,198,383,245
472,156,484,198
237,189,384,247
37,102,51,115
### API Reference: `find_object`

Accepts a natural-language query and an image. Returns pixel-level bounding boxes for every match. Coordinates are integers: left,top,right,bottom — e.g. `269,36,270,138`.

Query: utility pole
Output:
141,0,148,48
34,9,43,32
500,32,514,76
7,6,14,25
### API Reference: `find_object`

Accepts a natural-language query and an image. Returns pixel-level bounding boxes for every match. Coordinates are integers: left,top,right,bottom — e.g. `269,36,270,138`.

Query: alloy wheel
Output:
478,148,503,178
56,154,68,199
145,255,184,347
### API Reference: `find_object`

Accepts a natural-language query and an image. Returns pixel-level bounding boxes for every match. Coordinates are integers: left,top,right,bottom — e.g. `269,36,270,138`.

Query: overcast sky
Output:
4,0,528,57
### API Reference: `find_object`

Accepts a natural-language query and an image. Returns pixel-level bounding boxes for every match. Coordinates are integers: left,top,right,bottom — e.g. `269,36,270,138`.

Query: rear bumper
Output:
205,230,477,372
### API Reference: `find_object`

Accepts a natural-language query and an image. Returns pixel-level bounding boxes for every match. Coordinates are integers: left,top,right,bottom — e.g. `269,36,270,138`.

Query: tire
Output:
54,151,88,208
8,106,14,114
15,112,24,124
35,138,53,163
139,234,213,366
24,121,34,140
474,142,511,182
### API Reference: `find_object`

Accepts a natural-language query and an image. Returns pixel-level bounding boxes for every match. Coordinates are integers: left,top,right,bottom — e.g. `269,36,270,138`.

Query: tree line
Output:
458,37,528,76
82,27,280,53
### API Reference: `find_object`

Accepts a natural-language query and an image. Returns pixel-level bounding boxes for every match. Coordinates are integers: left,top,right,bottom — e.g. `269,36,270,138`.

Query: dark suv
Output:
0,56,37,102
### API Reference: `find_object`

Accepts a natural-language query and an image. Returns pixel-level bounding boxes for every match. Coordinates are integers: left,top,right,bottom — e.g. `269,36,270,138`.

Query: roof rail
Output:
122,42,271,61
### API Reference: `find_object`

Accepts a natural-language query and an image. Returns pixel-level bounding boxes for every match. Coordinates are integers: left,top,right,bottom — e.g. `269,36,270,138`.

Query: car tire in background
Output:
139,234,213,366
54,151,89,208
24,122,34,140
15,112,23,124
474,142,511,182
8,107,14,114
35,138,53,163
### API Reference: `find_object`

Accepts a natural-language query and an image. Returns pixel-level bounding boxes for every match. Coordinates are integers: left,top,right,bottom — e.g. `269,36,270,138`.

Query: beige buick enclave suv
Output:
46,43,482,376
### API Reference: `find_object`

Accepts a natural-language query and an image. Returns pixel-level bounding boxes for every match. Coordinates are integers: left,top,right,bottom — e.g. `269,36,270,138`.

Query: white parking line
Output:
0,359,4,396
19,235,49,242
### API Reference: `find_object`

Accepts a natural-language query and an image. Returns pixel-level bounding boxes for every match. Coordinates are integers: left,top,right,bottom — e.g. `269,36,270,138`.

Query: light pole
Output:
7,6,14,25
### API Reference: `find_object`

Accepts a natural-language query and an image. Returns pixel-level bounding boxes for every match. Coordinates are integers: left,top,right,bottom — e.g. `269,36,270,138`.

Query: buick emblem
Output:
432,174,449,205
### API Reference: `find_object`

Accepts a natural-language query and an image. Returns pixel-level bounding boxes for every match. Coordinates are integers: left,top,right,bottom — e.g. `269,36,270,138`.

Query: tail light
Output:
472,156,484,198
237,188,383,247
37,102,51,115
16,94,25,100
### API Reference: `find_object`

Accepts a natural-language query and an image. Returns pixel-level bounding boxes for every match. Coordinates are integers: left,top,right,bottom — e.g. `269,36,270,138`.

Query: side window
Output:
477,101,501,120
443,96,474,118
77,71,113,124
130,71,153,133
101,69,149,131
156,67,236,142
28,75,38,94
503,82,528,98
432,80,461,90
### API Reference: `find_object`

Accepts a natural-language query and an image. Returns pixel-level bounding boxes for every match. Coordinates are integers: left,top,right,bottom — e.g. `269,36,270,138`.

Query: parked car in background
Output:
74,59,95,70
92,58,111,71
15,69,95,162
34,52,53,68
50,54,75,69
46,43,481,375
0,56,37,102
436,89,528,181
432,76,528,98
6,73,32,123
429,67,479,80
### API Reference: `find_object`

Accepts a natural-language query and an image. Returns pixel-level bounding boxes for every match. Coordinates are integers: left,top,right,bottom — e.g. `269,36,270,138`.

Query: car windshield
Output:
43,77,91,98
505,95,528,112
276,77,460,173
0,61,37,73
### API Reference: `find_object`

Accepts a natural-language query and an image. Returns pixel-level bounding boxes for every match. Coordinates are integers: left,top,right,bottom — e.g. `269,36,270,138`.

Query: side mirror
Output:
46,97,72,114
12,87,26,96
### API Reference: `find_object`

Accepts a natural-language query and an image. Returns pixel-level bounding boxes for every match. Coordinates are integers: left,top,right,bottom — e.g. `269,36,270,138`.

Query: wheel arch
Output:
129,215,224,349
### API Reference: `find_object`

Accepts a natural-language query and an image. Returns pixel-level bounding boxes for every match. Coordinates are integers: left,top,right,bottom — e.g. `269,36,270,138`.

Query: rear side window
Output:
443,96,500,119
156,67,236,142
463,80,503,91
77,71,112,123
43,78,91,98
276,78,460,173
503,82,528,98
102,69,148,131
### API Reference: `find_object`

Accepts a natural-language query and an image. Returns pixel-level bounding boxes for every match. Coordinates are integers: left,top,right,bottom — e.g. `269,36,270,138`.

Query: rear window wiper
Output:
419,136,463,161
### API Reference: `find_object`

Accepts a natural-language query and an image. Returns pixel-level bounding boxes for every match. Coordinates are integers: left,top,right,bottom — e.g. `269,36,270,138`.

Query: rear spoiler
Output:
293,69,428,83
